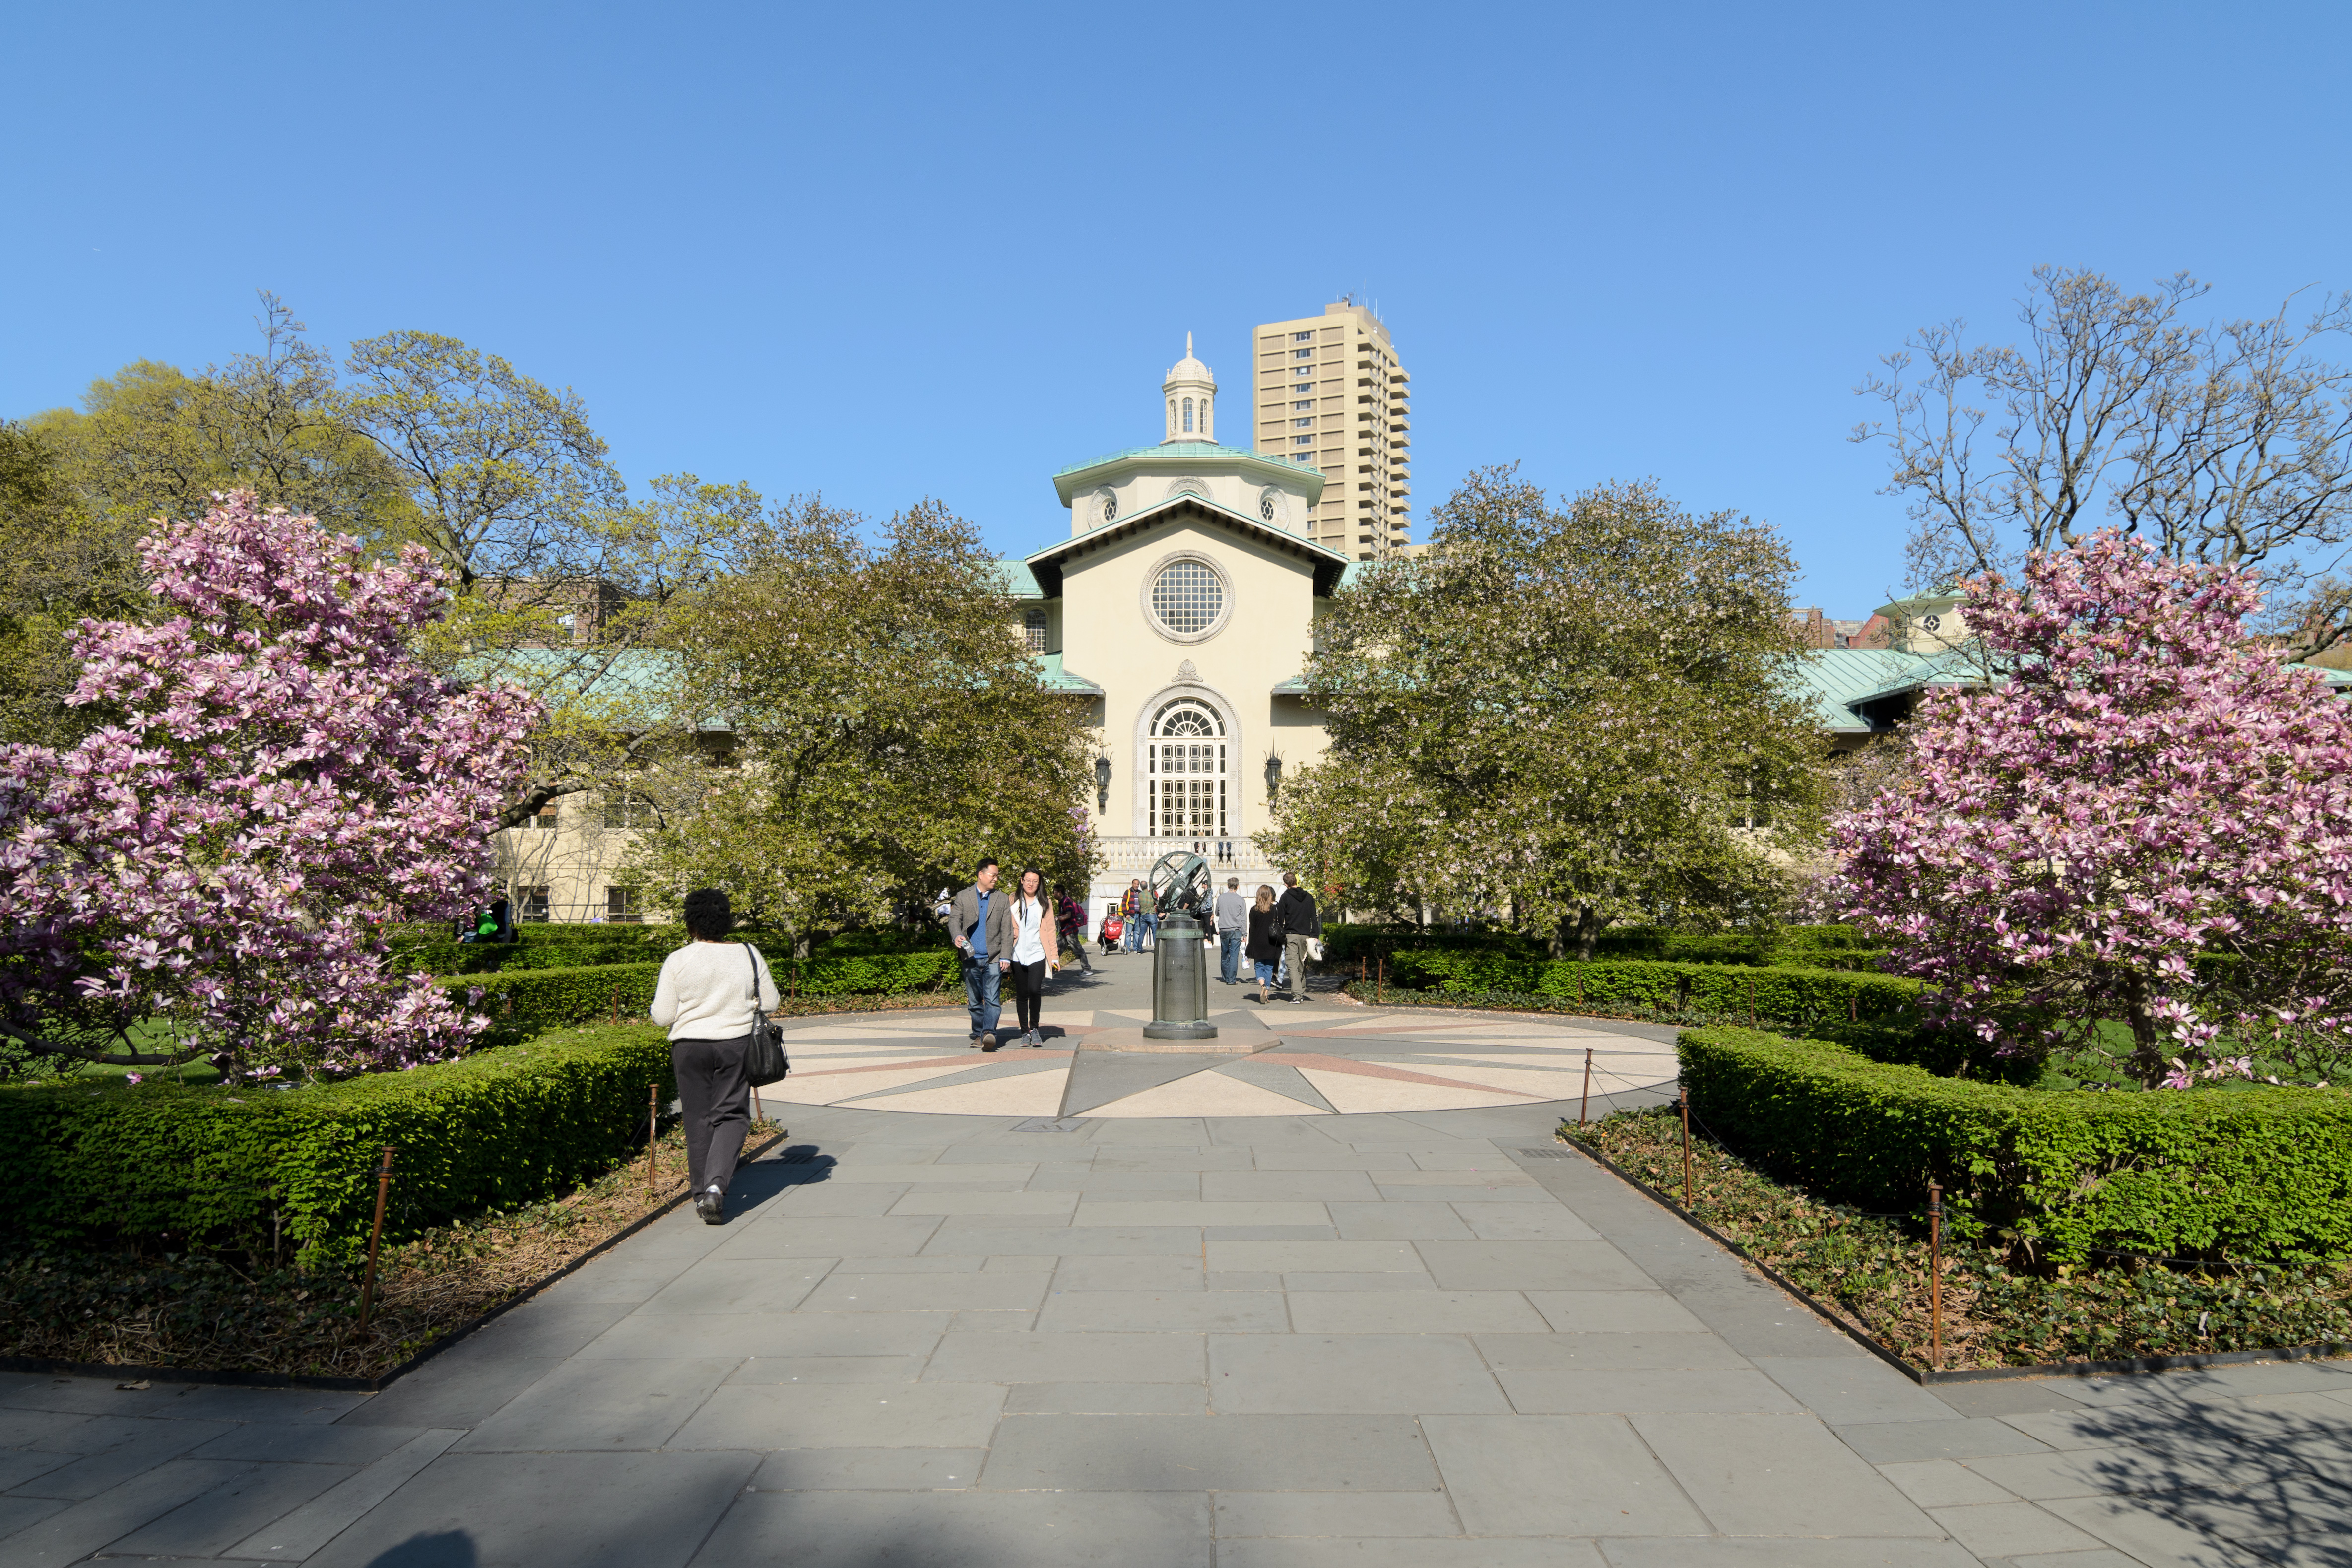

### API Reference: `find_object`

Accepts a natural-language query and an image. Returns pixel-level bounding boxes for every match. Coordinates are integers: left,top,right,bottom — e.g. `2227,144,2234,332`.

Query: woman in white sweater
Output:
649,889,779,1223
1006,867,1058,1047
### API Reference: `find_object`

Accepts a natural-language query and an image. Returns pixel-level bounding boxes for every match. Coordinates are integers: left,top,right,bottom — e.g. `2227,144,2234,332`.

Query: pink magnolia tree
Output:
1837,531,2352,1089
0,492,541,1079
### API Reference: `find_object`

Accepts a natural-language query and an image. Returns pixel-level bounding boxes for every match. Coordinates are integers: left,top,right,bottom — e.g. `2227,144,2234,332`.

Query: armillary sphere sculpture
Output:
1142,850,1218,1040
1148,851,1213,918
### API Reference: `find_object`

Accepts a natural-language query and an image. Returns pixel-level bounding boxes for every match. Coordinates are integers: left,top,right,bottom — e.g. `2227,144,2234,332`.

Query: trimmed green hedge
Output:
1384,951,1922,1031
1678,1026,2352,1265
1320,925,1536,964
454,963,664,1037
394,925,955,978
0,1024,675,1261
1326,924,1887,971
794,950,957,995
449,949,961,1036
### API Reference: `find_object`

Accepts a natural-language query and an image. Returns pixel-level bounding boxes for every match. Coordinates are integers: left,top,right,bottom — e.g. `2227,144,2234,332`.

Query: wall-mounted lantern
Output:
1094,752,1113,812
1263,754,1284,806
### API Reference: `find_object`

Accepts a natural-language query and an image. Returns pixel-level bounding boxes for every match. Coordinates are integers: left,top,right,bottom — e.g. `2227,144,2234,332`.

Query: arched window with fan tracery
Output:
1148,698,1226,837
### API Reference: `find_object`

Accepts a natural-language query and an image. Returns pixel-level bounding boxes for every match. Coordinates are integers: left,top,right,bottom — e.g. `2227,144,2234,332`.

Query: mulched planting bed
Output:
1565,1104,2352,1371
0,1112,784,1381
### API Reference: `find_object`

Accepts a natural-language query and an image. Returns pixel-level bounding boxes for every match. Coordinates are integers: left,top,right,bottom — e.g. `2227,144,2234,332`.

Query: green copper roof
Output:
1053,441,1272,477
1780,648,1933,733
1036,652,1103,694
1050,441,1325,506
988,560,1045,598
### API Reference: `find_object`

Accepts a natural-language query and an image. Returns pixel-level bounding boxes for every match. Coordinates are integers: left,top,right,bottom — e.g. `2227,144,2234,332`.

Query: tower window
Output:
1182,397,1194,432
1293,348,1315,360
1293,331,1314,341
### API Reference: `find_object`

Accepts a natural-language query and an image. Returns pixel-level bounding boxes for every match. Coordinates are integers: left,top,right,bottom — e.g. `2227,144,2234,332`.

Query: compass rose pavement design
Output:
759,1004,1678,1119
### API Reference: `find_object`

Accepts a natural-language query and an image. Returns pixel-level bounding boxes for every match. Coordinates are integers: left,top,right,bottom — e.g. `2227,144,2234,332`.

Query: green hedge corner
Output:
1677,1025,2352,1266
0,1024,676,1262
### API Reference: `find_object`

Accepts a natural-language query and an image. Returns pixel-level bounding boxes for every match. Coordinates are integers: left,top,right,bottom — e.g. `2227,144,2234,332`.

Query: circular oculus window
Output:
1147,558,1228,642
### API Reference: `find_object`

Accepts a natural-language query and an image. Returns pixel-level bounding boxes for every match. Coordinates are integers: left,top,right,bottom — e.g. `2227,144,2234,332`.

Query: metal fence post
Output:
1679,1091,1693,1203
1928,1180,1944,1371
357,1146,396,1334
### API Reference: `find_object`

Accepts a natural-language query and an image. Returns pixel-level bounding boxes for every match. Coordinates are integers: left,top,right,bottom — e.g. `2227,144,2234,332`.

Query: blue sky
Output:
5,1,2347,614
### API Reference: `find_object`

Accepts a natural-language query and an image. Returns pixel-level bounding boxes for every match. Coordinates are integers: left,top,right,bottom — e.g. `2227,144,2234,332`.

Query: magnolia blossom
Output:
1835,531,2352,1087
0,493,541,1077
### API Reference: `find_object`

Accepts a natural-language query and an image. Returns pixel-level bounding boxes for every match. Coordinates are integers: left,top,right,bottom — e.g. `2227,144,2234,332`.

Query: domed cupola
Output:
1162,333,1216,444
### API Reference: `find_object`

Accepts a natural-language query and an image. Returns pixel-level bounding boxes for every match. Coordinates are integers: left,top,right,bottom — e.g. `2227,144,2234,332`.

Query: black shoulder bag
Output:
743,944,790,1085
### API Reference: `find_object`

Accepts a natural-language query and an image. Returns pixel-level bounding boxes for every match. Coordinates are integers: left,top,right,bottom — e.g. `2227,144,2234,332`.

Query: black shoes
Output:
695,1186,726,1224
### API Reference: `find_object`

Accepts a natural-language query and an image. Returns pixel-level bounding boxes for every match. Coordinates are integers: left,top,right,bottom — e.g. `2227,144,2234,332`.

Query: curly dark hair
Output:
681,888,734,941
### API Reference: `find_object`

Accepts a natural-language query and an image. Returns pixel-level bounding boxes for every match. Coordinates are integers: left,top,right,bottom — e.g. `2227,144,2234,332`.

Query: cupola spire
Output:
1162,332,1216,444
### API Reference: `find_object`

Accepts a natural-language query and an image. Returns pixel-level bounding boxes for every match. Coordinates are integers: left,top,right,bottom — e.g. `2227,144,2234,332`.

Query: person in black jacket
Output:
1273,872,1321,1004
1244,884,1284,1004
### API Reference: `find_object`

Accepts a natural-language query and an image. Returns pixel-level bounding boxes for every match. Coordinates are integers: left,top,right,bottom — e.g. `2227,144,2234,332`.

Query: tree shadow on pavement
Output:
365,1531,477,1567
2062,1387,2352,1565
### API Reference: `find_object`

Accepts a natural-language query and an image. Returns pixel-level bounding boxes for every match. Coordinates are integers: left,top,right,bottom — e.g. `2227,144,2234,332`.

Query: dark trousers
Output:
671,1034,751,1195
1010,958,1047,1034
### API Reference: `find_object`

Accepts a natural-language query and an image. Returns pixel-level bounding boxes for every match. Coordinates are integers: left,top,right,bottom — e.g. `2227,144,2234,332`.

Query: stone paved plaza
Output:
4,959,2351,1566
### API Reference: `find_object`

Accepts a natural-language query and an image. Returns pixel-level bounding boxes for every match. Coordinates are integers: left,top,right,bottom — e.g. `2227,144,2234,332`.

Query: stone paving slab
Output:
9,1023,2352,1565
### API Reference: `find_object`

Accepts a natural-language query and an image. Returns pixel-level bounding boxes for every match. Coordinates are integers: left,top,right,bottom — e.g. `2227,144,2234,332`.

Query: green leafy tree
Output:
341,333,770,826
622,498,1098,953
1261,470,1824,954
30,295,411,542
0,420,124,746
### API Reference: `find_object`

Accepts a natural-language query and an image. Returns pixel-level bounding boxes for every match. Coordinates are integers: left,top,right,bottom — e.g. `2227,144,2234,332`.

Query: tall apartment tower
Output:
1251,301,1411,559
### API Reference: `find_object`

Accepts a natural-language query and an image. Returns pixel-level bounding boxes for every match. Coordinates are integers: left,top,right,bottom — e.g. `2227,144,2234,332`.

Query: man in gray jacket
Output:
949,858,1016,1048
1214,876,1247,985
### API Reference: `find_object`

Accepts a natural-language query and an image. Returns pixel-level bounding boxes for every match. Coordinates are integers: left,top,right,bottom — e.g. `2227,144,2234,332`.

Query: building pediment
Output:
1024,492,1351,598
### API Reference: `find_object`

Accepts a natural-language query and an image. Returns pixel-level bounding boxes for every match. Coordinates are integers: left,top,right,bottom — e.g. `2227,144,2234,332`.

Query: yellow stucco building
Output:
493,337,1357,924
1009,337,1357,916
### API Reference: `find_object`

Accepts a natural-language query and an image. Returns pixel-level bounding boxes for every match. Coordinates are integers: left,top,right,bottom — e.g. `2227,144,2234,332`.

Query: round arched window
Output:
1150,559,1225,638
1150,699,1227,837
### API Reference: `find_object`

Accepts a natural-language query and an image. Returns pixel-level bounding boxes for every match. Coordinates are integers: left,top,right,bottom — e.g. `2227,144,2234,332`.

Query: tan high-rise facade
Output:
1251,301,1411,559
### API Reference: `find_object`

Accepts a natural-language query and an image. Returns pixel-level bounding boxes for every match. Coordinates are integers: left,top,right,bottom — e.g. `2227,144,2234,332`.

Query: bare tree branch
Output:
1855,268,2352,649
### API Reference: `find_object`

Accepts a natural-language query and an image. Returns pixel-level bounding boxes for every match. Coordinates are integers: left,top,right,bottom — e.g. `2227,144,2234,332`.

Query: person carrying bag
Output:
1273,871,1322,1004
649,889,782,1225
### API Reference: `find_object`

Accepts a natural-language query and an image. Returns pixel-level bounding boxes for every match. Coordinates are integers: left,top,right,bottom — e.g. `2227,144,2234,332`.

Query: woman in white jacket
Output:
649,889,779,1223
1006,867,1058,1047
